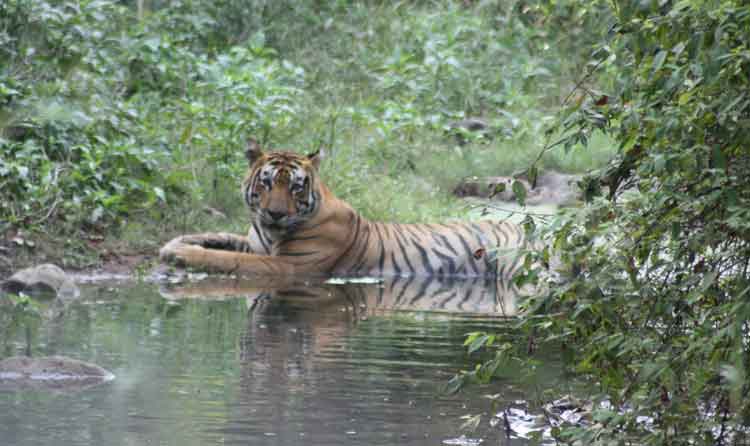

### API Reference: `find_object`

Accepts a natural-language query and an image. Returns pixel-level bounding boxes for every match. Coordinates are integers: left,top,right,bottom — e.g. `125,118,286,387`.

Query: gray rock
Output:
448,118,491,145
0,356,115,391
454,171,581,206
450,118,489,132
2,264,79,299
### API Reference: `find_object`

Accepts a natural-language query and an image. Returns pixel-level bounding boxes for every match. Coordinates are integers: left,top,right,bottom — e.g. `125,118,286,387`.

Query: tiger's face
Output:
242,140,322,236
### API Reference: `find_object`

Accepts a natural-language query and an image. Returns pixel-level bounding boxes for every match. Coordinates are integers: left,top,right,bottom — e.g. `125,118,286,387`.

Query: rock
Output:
447,118,491,145
2,264,79,299
453,171,581,206
453,176,522,201
0,356,115,391
453,176,491,198
450,118,489,132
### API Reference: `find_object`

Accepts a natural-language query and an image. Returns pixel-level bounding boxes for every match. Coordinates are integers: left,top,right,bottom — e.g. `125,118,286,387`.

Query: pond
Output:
0,275,566,445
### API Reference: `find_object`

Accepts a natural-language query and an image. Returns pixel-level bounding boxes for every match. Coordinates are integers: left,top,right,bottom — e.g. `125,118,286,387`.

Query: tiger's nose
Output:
267,210,286,221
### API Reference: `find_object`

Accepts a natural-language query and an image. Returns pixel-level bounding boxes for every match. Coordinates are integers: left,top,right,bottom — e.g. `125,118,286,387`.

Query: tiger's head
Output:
242,139,323,236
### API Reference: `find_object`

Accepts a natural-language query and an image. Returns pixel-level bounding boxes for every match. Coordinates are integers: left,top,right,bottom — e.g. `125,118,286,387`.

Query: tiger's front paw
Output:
160,240,205,268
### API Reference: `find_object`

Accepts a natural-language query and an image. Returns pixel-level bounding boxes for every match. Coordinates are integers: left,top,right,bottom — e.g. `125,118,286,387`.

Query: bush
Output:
0,0,304,238
466,1,750,443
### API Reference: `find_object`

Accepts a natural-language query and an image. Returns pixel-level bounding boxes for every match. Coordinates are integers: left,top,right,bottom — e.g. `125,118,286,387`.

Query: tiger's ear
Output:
307,149,324,170
245,138,264,166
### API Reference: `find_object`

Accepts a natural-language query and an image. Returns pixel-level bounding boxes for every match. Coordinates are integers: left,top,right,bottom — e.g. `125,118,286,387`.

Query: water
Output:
0,276,563,446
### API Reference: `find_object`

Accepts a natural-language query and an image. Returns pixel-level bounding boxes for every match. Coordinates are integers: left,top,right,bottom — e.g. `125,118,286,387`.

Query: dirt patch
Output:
0,234,155,282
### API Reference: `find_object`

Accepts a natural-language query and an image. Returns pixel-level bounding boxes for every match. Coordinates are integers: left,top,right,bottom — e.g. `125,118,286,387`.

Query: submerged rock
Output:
2,264,79,299
0,356,114,391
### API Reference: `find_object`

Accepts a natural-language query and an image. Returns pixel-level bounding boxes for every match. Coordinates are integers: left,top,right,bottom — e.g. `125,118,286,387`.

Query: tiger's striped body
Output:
160,142,533,278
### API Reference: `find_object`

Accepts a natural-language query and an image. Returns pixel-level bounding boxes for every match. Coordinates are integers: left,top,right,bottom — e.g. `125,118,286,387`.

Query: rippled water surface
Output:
0,276,564,445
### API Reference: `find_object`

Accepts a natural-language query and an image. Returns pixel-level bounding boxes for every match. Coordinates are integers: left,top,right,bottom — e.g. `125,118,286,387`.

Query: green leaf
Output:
467,333,491,354
490,182,506,198
527,166,538,187
678,91,692,105
712,146,726,170
512,180,527,206
651,50,667,75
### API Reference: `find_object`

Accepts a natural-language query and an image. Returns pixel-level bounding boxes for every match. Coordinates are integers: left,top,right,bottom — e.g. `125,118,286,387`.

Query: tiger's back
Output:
319,219,529,277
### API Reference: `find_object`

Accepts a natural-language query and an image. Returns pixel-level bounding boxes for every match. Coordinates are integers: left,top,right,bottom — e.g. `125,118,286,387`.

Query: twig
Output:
560,57,607,108
530,56,608,170
471,202,556,218
32,196,61,226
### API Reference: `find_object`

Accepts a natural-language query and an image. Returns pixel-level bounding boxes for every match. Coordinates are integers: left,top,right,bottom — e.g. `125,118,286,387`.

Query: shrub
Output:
467,1,750,443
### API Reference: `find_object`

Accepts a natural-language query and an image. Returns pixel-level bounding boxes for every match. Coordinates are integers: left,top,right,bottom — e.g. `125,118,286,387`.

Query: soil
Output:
0,235,155,281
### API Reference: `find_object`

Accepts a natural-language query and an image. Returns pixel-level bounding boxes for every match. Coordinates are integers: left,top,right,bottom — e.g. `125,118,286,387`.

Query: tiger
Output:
159,139,536,278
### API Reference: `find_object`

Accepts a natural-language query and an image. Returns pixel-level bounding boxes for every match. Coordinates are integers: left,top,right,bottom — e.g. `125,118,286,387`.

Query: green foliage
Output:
467,0,750,444
0,0,167,232
0,0,304,240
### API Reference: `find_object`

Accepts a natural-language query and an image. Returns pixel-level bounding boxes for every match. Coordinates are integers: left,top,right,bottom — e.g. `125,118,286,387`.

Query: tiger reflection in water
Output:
160,275,524,441
160,274,521,318
160,275,521,428
160,274,521,365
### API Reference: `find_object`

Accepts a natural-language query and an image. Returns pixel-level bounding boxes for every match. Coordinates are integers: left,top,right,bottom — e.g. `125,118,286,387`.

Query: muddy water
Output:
0,276,563,445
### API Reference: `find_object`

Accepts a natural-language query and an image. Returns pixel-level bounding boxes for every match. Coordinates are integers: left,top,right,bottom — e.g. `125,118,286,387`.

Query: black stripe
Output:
426,283,458,307
278,251,318,257
285,234,319,242
403,224,424,239
458,288,477,310
388,268,400,292
252,221,270,253
394,274,415,305
373,223,386,275
433,248,456,275
393,229,415,273
436,289,460,309
412,241,434,275
408,278,434,305
432,232,459,256
330,212,361,271
455,232,479,275
349,224,373,274
390,251,402,276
